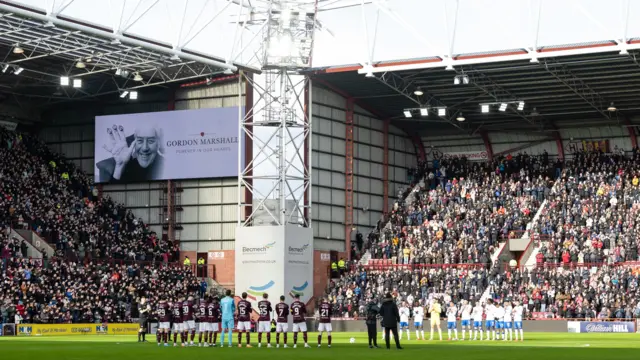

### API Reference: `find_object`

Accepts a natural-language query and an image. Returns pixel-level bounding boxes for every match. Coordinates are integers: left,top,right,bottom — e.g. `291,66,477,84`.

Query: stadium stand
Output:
364,154,555,266
1,127,199,324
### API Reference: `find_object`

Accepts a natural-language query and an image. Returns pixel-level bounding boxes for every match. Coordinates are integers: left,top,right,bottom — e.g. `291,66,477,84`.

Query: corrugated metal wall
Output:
311,85,417,251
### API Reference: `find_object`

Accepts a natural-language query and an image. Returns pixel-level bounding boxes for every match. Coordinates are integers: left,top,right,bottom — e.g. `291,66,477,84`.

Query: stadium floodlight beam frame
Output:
237,0,318,228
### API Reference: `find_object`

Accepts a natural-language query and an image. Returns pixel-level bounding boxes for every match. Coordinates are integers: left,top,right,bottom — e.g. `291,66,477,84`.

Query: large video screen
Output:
94,107,243,183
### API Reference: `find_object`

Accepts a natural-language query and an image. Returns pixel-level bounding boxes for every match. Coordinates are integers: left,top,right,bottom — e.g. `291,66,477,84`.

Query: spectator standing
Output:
379,293,402,350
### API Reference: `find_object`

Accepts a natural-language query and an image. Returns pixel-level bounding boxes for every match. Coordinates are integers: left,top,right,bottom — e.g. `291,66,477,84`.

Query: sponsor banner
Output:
17,323,139,336
566,139,610,154
531,312,555,319
94,107,244,183
208,251,225,260
0,120,18,131
442,150,489,161
567,321,635,333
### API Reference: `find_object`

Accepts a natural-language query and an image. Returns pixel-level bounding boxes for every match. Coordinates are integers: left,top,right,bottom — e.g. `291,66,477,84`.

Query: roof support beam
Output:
479,130,493,159
540,59,612,121
0,2,238,72
624,116,638,148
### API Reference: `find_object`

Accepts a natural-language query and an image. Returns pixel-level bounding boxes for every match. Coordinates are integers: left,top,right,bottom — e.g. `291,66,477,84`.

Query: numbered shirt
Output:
447,306,457,322
237,299,252,322
275,303,289,323
172,302,182,322
198,302,208,321
319,302,332,323
513,305,524,321
461,304,472,320
290,300,306,323
257,300,272,322
399,307,410,323
503,306,513,322
413,307,424,321
157,302,170,323
207,302,217,322
182,300,195,322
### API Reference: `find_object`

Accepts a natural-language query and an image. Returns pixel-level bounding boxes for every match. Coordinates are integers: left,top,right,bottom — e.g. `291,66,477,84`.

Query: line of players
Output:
154,291,334,348
395,299,525,341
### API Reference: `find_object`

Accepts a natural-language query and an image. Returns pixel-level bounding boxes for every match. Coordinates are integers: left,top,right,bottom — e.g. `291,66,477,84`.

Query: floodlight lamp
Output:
499,103,508,112
133,72,143,82
438,108,446,116
414,89,424,96
453,76,461,85
607,102,616,112
73,79,82,88
75,61,86,69
1,64,9,73
115,68,122,76
445,64,454,71
403,110,412,118
420,108,429,116
517,101,525,111
530,57,539,63
60,76,69,86
13,45,24,54
462,75,470,84
481,104,490,113
13,67,24,75
456,112,465,122
120,91,129,98
269,34,294,58
129,91,138,100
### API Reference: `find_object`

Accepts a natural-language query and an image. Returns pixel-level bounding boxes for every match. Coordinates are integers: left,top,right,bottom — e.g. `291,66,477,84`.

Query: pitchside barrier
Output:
15,323,139,336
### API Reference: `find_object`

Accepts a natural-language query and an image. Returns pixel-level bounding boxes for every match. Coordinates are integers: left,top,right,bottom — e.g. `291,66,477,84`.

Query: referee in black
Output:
365,300,380,348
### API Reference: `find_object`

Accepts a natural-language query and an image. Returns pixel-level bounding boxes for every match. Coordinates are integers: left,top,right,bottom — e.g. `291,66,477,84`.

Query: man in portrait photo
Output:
96,124,165,183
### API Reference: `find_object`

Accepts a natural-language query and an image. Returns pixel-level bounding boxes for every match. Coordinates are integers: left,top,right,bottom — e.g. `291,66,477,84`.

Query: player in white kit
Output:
484,300,496,341
413,303,425,340
503,301,513,341
494,303,505,341
472,302,484,340
459,300,472,340
446,302,458,341
399,303,411,340
513,301,524,341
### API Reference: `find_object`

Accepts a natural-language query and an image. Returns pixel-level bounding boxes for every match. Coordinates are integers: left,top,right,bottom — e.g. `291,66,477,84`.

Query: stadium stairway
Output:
10,228,44,259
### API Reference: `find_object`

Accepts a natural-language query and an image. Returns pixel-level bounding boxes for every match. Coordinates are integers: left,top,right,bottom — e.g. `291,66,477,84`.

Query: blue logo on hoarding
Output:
18,326,32,335
580,322,635,333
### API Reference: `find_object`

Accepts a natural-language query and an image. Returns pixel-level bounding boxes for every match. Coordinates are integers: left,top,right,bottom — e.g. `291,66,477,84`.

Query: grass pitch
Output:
1,332,639,360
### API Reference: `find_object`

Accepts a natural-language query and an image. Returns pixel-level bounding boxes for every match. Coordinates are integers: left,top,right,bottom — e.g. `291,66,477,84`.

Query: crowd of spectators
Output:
365,153,556,267
325,265,489,318
1,256,200,324
0,127,178,263
488,265,640,319
532,150,640,266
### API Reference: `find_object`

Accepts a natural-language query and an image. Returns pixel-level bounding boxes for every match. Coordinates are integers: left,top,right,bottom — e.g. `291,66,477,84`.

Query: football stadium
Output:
1,0,640,359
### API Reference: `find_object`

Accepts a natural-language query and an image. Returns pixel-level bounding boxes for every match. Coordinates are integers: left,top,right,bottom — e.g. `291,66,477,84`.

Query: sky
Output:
13,0,640,69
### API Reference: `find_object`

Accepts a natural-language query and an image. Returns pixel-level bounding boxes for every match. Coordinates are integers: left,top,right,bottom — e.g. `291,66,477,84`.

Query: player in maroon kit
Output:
197,297,211,347
208,296,221,346
171,299,184,347
156,299,171,347
275,295,290,348
317,296,333,348
290,293,310,348
237,292,253,348
182,296,197,346
257,293,273,348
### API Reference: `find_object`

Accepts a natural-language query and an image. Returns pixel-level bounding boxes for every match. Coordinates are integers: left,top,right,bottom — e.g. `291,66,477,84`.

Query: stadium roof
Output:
0,0,259,122
307,43,640,137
